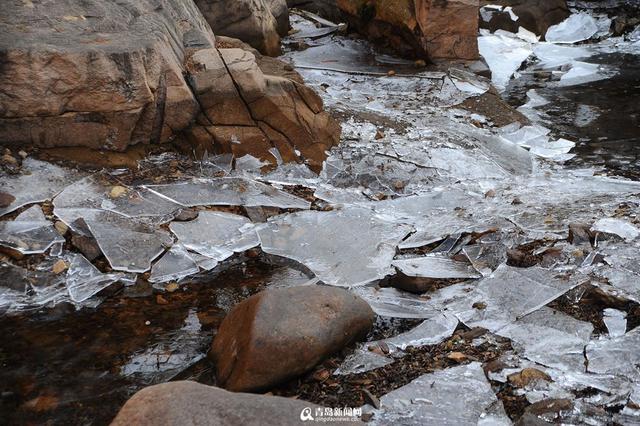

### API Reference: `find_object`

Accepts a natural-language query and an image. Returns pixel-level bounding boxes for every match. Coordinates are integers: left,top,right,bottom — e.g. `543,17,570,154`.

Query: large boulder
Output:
266,0,291,36
110,381,359,425
480,0,570,39
195,0,284,56
0,0,339,171
211,286,375,392
336,0,479,60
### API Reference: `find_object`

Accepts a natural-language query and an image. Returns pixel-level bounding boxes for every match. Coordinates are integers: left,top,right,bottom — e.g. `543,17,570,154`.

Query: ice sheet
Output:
370,362,510,425
258,208,411,287
353,283,474,319
145,178,310,210
603,308,627,338
148,245,200,283
497,307,593,371
592,218,640,242
393,255,481,279
83,211,173,273
0,210,65,255
65,253,125,303
546,13,599,44
586,327,640,378
170,211,259,261
478,31,533,90
451,264,580,332
0,159,80,217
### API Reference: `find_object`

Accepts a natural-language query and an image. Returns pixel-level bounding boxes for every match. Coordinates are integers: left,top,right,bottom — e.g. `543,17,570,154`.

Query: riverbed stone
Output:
336,0,479,60
110,381,358,425
211,286,375,392
480,0,570,39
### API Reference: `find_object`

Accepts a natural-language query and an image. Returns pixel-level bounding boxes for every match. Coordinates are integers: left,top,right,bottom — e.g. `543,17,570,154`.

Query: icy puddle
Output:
2,8,640,426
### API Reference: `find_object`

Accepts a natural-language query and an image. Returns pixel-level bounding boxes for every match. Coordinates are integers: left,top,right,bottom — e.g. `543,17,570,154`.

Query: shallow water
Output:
506,52,640,177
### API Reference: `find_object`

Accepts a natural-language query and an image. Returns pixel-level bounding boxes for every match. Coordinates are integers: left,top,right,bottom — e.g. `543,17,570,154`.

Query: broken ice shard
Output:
370,362,510,425
170,211,259,261
451,264,579,332
392,255,482,280
546,13,599,44
145,177,310,210
586,327,640,378
334,348,393,375
0,208,65,255
258,208,412,287
603,308,627,338
83,211,173,273
65,253,125,303
148,244,200,283
478,30,533,90
497,306,593,372
0,158,80,217
591,218,639,242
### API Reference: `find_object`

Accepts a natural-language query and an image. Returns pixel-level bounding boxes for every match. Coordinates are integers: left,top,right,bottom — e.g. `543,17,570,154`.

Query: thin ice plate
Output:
258,208,412,287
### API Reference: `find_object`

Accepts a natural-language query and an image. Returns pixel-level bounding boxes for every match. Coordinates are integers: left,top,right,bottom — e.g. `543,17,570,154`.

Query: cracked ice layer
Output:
170,211,259,262
53,176,179,224
497,307,593,372
336,313,459,375
65,253,126,303
148,245,200,284
478,30,533,90
0,158,81,217
258,208,412,287
559,61,613,87
586,327,640,379
450,264,579,332
353,283,475,319
591,218,640,242
144,177,310,210
546,13,599,44
120,309,209,384
392,255,482,280
0,206,65,255
82,210,173,273
369,362,510,426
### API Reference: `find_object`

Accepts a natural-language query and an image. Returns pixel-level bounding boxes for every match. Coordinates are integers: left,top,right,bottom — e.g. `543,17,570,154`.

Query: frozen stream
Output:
1,9,640,426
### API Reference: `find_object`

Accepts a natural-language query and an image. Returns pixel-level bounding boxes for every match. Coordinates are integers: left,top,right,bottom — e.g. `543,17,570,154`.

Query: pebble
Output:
54,221,69,236
2,153,18,166
145,320,151,326
165,282,179,293
52,259,68,275
109,185,127,198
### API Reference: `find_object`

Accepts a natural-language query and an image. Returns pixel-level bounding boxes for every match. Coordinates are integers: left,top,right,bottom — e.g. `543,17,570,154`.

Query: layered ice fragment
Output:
65,253,126,303
0,206,65,255
591,218,639,242
145,178,310,210
546,13,599,44
170,211,259,261
370,362,510,425
0,159,80,217
451,264,579,332
148,245,200,283
497,307,593,371
258,208,412,287
478,30,533,90
393,255,482,280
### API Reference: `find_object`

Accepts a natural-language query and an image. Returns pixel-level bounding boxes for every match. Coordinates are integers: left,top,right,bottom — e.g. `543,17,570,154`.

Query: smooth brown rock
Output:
211,286,375,392
195,0,282,56
0,0,339,170
336,0,479,60
110,381,358,426
507,368,552,388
